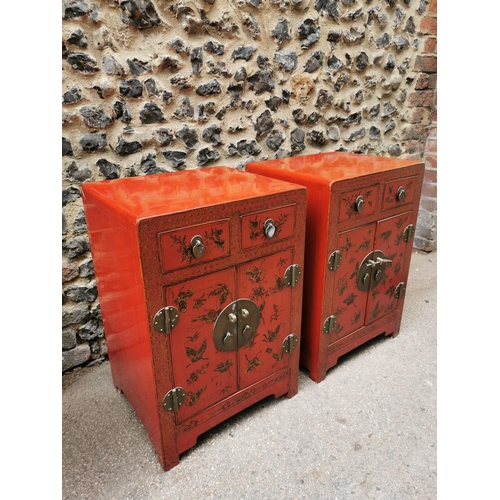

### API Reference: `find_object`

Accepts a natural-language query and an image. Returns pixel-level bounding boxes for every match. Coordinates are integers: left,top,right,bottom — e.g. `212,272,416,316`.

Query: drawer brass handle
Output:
264,218,276,239
190,235,205,259
397,186,406,202
355,195,364,213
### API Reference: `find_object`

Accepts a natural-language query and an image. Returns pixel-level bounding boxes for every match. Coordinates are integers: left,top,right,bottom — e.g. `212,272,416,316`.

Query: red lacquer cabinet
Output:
246,152,424,383
81,167,306,470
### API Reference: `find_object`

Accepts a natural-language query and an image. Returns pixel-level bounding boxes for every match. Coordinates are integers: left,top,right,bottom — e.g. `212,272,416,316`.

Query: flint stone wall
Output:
62,0,437,372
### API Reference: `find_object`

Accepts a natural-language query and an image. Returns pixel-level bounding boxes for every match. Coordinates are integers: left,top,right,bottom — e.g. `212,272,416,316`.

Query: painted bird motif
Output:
263,323,281,343
343,292,358,307
186,386,207,406
192,309,222,323
185,339,209,365
186,331,201,343
174,288,195,313
270,275,286,294
243,265,265,283
209,283,231,306
244,353,263,374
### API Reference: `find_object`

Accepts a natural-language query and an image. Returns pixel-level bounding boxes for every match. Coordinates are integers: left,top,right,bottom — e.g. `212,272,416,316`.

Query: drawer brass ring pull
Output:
397,186,406,202
355,195,364,213
191,235,205,259
264,218,276,239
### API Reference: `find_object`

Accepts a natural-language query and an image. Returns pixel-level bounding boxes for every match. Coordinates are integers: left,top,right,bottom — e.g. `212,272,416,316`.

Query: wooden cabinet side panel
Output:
299,186,331,380
82,201,162,461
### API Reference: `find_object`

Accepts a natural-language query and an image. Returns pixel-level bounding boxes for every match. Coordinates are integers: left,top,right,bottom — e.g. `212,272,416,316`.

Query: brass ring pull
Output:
355,195,364,213
191,235,205,259
397,186,406,202
264,218,276,239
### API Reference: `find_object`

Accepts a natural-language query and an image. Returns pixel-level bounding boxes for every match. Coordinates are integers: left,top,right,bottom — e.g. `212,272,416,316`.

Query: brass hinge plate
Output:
403,224,415,243
162,387,186,412
153,306,180,334
281,334,298,355
395,282,406,299
283,264,301,287
323,315,337,334
327,250,342,271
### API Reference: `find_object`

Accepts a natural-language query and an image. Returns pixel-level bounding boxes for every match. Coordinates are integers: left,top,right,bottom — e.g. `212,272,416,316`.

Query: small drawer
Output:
241,204,295,249
382,176,418,211
159,219,230,272
338,184,379,222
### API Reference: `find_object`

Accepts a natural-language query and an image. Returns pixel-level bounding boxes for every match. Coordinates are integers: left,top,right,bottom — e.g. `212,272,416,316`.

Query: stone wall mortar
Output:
62,0,436,371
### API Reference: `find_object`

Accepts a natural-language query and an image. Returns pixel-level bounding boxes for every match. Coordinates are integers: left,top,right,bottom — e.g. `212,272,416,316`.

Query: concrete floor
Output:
62,249,436,500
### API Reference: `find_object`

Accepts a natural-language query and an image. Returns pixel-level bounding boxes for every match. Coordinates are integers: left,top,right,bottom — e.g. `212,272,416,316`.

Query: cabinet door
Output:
236,250,293,389
330,224,375,342
166,268,237,422
365,212,413,324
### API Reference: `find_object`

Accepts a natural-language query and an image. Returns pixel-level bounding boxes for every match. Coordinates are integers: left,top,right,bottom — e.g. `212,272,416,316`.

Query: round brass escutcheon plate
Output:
213,299,260,352
357,250,391,292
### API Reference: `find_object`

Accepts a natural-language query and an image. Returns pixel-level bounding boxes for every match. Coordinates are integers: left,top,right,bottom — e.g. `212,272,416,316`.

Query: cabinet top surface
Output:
82,166,305,220
247,152,423,185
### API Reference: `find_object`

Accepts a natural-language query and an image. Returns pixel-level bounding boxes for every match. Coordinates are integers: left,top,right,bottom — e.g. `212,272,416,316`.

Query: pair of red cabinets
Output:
82,152,424,471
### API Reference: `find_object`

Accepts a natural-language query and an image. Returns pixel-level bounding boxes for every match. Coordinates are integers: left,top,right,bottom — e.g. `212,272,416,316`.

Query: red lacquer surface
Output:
82,166,307,470
236,250,293,388
330,224,375,342
246,152,424,383
366,212,413,323
167,268,238,423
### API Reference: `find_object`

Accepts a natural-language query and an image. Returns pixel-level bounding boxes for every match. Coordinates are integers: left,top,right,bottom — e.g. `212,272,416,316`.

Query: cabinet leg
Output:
159,454,180,472
307,367,326,384
387,316,402,338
